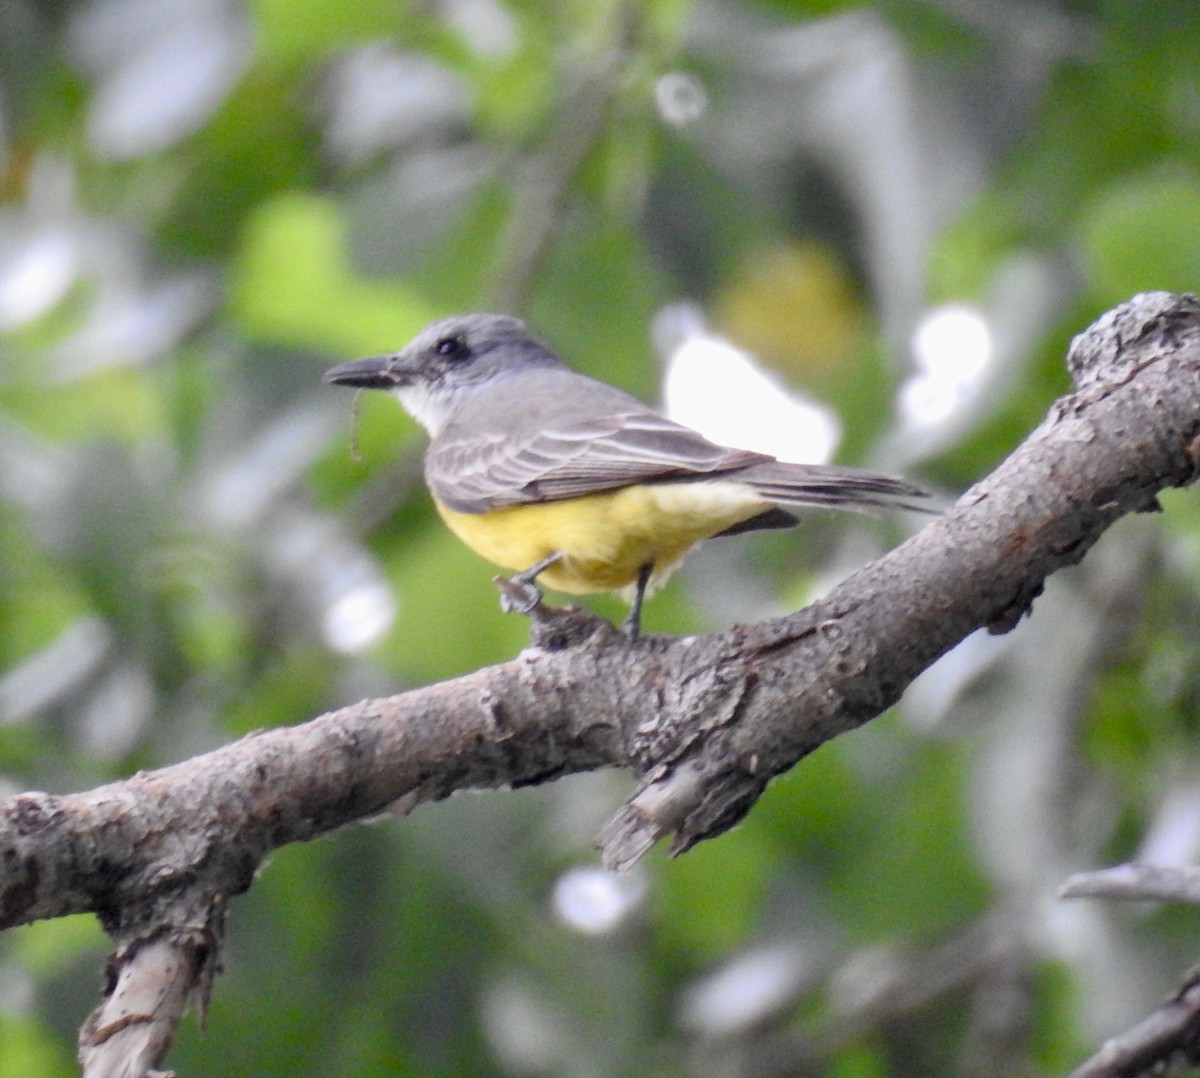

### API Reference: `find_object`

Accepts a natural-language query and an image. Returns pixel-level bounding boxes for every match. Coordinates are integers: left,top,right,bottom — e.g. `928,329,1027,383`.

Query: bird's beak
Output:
322,355,410,389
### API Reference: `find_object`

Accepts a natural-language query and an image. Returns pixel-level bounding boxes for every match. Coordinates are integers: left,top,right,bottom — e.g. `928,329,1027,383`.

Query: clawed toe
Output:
494,574,544,615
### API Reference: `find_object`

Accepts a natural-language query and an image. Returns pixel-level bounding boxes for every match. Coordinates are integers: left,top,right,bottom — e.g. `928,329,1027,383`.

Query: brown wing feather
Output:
427,409,769,512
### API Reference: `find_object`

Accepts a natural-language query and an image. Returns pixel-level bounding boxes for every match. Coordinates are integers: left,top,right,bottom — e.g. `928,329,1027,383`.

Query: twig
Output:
489,0,643,310
1060,863,1200,906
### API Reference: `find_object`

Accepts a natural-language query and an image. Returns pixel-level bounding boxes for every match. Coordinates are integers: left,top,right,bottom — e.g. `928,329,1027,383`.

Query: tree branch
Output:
2,291,1199,1075
1066,967,1200,1078
1060,864,1200,1076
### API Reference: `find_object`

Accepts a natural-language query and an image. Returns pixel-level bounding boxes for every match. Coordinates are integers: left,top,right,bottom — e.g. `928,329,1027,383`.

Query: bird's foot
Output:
494,573,545,616
495,552,563,618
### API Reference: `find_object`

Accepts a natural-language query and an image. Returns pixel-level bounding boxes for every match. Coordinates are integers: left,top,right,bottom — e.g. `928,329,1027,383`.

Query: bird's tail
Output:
740,461,933,514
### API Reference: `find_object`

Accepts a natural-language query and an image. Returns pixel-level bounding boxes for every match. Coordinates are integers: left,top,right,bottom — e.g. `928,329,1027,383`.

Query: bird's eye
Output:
435,336,466,359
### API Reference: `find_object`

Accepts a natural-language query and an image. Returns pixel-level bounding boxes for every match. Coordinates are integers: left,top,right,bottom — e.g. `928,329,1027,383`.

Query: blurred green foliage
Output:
2,1,1200,1075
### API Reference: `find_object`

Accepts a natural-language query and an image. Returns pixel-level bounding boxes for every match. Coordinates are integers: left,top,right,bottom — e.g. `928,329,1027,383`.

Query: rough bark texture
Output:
2,292,1199,1076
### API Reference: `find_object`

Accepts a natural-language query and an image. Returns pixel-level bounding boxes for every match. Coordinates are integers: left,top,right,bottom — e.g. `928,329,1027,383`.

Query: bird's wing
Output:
426,408,769,513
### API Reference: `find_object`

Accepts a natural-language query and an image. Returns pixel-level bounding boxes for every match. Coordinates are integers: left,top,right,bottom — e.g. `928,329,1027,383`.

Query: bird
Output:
323,313,928,637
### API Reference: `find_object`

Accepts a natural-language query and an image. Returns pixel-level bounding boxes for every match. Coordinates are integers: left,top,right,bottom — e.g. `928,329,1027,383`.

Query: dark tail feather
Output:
740,461,934,514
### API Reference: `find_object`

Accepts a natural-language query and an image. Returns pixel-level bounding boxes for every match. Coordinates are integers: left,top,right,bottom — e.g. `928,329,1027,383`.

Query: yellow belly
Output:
433,481,770,597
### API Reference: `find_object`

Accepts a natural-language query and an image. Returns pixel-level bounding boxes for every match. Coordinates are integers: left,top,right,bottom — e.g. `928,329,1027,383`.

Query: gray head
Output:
323,313,564,434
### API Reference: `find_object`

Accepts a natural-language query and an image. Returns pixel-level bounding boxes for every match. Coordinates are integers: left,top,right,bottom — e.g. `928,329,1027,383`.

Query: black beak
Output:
322,356,403,389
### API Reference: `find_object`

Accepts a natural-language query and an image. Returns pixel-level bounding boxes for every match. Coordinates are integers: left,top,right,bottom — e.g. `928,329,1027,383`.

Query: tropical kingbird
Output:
324,313,928,636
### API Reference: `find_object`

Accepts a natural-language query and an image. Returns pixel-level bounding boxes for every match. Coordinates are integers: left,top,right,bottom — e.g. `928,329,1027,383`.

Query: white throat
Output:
392,383,454,436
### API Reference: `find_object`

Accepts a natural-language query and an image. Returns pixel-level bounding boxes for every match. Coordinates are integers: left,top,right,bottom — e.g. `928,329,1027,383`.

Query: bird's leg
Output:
495,552,563,616
621,562,653,639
